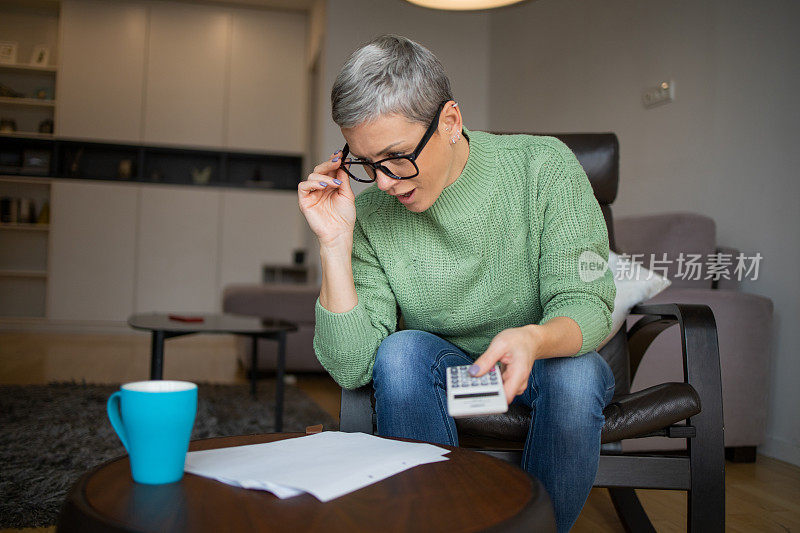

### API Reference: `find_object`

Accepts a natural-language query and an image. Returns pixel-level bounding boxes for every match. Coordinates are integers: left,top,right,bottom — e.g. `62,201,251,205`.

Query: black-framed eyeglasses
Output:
339,100,448,183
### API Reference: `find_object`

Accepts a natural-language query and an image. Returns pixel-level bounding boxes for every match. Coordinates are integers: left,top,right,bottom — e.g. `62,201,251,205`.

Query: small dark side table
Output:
128,313,297,431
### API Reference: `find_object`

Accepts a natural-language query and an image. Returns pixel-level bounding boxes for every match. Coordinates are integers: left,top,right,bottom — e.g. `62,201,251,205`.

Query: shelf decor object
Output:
33,87,53,100
117,158,133,180
0,42,18,64
21,149,50,176
30,45,50,67
0,118,17,133
262,264,310,285
0,83,24,98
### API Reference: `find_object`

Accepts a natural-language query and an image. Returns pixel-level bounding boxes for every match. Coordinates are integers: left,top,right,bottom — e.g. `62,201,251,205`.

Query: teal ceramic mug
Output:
107,380,198,484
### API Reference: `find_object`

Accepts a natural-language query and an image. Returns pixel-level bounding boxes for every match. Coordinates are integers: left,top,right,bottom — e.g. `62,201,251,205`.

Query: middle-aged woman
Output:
298,34,616,532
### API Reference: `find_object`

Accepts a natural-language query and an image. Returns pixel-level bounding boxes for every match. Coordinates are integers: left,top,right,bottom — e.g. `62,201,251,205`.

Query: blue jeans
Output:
372,330,615,533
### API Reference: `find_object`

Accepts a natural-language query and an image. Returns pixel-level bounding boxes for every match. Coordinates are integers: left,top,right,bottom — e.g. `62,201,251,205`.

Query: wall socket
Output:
642,80,675,109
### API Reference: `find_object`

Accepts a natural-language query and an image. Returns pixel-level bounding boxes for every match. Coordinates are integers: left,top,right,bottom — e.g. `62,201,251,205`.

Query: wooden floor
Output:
2,331,799,532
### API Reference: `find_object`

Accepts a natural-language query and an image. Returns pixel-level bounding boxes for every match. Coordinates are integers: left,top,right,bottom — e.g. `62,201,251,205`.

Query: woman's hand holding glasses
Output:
298,151,357,250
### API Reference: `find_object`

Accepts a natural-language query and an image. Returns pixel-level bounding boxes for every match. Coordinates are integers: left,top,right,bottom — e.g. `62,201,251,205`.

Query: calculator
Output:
446,363,508,418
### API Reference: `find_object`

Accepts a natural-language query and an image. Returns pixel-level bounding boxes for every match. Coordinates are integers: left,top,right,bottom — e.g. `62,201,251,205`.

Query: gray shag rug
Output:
0,381,338,529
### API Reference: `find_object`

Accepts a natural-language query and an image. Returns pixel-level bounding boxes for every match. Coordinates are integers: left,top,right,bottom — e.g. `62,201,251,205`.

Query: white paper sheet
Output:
184,431,450,502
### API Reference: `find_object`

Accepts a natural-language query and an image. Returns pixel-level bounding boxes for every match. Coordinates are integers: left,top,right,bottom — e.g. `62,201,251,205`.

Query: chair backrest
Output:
491,132,620,250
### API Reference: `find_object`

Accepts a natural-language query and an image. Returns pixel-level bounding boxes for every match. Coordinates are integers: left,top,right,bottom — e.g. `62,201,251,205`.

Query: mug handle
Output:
107,391,130,452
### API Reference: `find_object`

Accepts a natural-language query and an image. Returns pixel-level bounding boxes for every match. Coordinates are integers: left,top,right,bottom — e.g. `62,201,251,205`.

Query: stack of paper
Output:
184,431,450,501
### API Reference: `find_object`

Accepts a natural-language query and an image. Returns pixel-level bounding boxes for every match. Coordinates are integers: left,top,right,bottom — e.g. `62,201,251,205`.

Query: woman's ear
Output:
440,101,462,135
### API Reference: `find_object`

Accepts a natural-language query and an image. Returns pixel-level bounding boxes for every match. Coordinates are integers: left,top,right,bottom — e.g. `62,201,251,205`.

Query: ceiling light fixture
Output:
404,0,527,11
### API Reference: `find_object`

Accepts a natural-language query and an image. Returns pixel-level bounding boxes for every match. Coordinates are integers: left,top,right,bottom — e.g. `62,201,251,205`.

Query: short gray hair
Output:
331,34,454,128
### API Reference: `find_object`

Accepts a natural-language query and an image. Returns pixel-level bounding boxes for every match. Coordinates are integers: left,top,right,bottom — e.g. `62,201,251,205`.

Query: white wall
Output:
488,0,800,465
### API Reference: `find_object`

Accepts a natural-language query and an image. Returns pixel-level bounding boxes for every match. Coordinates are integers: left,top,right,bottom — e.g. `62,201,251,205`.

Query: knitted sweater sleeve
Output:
312,214,398,389
535,141,616,355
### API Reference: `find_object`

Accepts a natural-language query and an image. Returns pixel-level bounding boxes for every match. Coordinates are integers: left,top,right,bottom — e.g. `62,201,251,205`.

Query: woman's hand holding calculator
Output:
466,326,540,405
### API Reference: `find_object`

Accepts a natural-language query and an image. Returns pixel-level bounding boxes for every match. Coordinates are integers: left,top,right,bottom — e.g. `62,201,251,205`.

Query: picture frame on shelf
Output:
0,41,18,64
30,45,50,67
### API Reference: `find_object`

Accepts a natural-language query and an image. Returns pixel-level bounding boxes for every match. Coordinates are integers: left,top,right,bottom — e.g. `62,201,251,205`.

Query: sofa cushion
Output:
614,212,716,289
597,251,672,350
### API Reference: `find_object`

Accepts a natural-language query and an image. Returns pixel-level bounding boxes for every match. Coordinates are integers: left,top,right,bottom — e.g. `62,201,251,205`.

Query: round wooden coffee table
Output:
57,433,555,532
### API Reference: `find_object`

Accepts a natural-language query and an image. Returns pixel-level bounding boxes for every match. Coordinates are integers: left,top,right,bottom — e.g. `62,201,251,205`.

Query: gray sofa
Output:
615,212,773,459
222,283,323,373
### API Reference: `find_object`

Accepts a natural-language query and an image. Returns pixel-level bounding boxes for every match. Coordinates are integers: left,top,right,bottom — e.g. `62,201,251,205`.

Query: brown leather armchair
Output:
338,133,725,531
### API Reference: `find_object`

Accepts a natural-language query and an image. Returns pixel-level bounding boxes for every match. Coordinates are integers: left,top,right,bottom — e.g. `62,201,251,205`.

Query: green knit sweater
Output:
314,128,615,389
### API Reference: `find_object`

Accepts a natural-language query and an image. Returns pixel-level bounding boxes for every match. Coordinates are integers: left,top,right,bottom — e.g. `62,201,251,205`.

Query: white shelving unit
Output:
0,2,58,318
